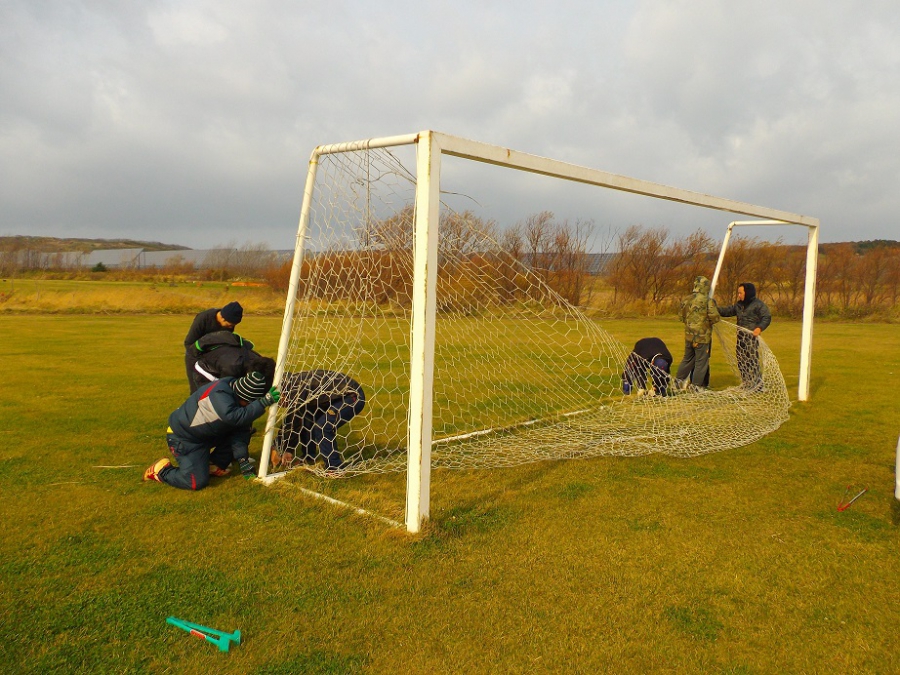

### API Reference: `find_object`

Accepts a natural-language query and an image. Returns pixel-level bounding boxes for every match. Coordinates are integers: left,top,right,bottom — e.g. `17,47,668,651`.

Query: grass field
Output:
1,311,898,673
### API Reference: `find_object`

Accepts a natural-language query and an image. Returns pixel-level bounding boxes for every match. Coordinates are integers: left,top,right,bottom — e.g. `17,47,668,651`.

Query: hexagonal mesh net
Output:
268,146,790,477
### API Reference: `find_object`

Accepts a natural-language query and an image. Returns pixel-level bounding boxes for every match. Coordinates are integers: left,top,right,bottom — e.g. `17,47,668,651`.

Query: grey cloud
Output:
1,0,898,248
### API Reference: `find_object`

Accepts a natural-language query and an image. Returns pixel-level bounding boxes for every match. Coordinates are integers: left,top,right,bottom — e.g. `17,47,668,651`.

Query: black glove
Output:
261,387,281,407
239,458,256,479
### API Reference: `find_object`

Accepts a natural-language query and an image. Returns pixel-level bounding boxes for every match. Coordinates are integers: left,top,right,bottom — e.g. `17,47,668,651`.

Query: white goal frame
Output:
259,130,820,533
710,220,819,402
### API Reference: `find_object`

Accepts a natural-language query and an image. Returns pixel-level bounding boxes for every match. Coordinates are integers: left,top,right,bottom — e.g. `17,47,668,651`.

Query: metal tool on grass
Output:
837,485,868,512
166,616,241,652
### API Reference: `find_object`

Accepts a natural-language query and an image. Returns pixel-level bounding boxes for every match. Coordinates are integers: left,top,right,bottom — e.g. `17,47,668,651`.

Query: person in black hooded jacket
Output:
622,337,673,396
187,330,276,392
183,302,243,393
717,282,771,389
272,370,365,473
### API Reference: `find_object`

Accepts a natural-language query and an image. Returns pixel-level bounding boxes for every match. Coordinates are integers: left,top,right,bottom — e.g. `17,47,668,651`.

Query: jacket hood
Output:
692,276,711,295
739,282,757,304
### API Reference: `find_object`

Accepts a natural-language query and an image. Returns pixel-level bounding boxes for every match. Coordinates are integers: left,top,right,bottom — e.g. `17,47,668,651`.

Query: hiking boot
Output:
143,458,171,482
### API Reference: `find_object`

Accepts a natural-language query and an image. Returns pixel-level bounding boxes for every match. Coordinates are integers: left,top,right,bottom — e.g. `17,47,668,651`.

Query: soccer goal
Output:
258,130,819,533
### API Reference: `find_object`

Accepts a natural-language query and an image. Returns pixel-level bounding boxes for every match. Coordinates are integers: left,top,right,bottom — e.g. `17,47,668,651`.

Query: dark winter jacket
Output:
282,370,364,417
629,337,673,367
718,283,771,332
168,378,268,460
184,308,234,350
189,331,259,380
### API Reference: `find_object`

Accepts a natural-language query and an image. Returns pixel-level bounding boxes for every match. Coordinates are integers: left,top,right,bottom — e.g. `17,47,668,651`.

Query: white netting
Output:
269,147,790,477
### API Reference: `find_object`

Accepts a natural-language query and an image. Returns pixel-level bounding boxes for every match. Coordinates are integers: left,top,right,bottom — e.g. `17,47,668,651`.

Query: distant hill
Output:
0,235,189,252
819,240,900,254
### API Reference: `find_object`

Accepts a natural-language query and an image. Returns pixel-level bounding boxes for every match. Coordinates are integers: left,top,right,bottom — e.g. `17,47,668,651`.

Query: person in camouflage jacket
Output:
674,275,720,389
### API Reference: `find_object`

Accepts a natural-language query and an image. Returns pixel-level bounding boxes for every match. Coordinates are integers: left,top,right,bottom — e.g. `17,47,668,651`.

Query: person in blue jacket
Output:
143,371,279,490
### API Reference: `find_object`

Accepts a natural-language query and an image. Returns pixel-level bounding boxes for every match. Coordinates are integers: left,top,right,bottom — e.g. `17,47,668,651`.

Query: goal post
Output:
258,130,818,534
710,220,819,402
406,132,441,532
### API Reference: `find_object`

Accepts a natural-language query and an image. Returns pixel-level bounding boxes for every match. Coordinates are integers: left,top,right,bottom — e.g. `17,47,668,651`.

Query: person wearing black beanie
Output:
183,302,244,393
718,283,771,390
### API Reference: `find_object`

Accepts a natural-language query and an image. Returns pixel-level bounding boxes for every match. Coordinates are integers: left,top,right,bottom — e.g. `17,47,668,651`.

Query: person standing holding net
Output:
717,282,771,391
675,276,720,391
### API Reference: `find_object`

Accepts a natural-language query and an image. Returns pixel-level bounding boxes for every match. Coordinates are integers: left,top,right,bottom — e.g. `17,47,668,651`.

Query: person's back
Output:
675,276,719,389
189,330,275,390
681,276,719,345
632,337,673,366
183,302,243,392
274,370,366,472
623,337,673,395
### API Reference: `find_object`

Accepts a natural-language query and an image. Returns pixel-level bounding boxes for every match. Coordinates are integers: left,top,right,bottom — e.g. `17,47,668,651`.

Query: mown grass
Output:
1,308,898,674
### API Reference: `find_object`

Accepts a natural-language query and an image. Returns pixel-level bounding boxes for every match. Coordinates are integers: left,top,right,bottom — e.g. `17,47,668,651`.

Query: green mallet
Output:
166,616,241,652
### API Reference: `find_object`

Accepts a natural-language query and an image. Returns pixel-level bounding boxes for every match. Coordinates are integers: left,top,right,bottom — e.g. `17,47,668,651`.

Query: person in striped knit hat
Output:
143,371,279,490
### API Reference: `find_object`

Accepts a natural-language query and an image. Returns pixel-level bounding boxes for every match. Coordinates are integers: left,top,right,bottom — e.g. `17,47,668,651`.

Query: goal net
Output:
260,139,793,493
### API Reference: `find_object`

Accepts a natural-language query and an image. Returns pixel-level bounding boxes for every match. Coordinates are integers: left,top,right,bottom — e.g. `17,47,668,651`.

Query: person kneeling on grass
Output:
272,370,365,474
143,371,280,490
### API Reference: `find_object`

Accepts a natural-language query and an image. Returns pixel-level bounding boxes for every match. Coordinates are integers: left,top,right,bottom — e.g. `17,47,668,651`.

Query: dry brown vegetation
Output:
607,227,900,320
2,223,898,320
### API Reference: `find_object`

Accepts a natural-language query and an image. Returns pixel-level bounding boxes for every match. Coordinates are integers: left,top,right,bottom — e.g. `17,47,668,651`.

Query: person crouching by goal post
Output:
143,372,280,490
674,275,720,392
622,337,674,396
188,329,276,395
272,370,366,475
716,282,771,391
183,302,244,394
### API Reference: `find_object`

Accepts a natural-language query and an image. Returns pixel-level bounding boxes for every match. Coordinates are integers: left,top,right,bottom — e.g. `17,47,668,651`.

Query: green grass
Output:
1,312,899,673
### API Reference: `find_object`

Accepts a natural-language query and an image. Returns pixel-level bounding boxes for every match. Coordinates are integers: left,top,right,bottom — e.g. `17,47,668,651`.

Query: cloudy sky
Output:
2,0,898,250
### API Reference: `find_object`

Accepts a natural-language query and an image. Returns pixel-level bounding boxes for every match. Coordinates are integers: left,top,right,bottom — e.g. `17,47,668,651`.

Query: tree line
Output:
3,219,898,319
608,226,900,318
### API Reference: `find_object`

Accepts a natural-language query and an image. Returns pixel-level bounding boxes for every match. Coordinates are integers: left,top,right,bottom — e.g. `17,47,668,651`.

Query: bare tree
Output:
362,204,415,251
606,225,667,303
523,211,554,285
883,248,900,308
768,244,806,317
856,245,891,309
546,218,594,306
819,243,859,311
715,235,758,297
